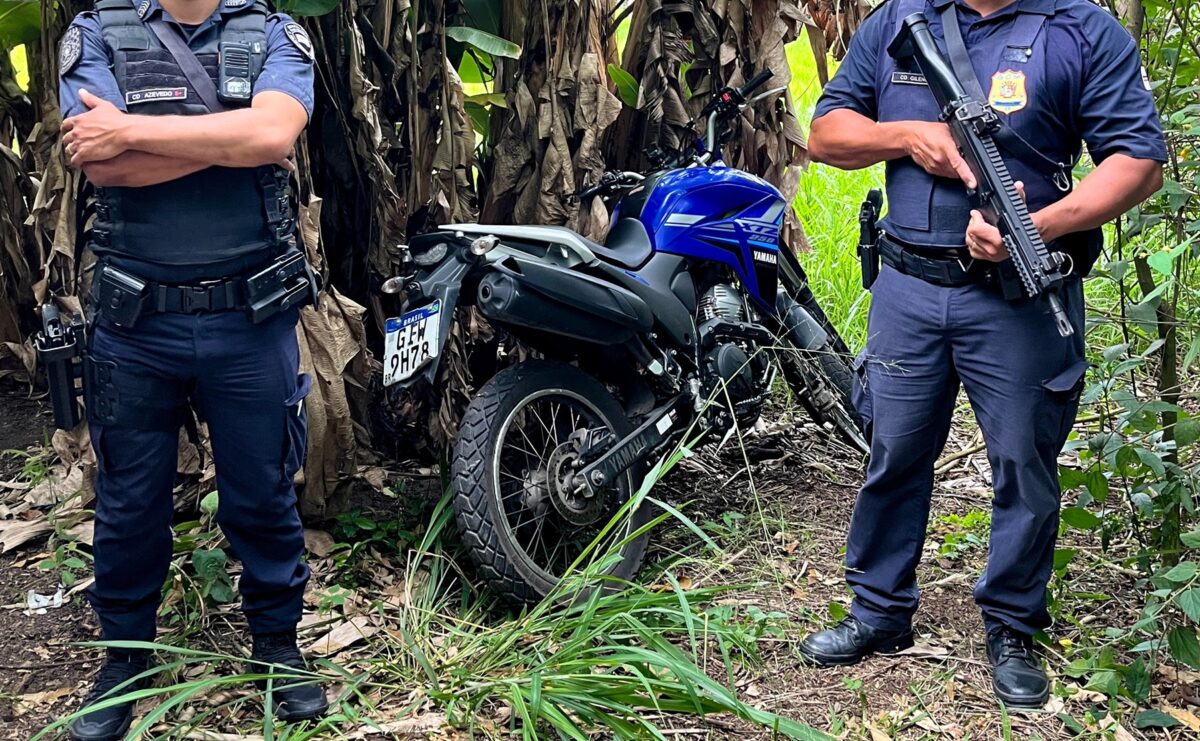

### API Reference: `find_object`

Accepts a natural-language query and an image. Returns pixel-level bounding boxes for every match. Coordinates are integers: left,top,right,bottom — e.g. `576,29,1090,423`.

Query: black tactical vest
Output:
92,0,293,282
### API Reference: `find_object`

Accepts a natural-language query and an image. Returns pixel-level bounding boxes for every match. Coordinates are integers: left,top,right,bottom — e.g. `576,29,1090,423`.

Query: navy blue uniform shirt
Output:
59,0,315,120
814,0,1167,248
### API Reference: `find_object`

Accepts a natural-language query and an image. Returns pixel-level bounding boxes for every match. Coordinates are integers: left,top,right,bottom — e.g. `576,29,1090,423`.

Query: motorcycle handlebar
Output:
576,171,644,200
736,69,774,101
576,183,605,200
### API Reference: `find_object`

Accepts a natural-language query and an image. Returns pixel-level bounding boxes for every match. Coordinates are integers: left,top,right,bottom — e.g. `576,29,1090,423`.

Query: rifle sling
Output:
938,3,1074,189
144,18,229,113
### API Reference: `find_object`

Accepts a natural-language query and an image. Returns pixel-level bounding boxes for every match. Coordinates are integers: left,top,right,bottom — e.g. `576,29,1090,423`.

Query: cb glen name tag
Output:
891,71,927,86
126,87,188,105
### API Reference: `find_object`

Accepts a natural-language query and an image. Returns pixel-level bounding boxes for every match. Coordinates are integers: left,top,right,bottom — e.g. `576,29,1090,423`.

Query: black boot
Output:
798,616,914,666
249,631,329,722
68,649,151,741
986,626,1049,708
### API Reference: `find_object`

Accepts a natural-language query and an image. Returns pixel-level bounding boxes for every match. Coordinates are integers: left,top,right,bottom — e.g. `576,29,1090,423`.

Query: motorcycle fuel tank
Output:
622,166,786,308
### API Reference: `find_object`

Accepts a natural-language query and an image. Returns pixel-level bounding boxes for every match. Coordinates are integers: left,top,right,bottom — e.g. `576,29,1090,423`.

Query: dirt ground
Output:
0,390,98,739
0,390,1194,739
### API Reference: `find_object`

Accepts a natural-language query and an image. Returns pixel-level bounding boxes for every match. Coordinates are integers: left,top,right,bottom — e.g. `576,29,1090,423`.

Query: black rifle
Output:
888,13,1074,338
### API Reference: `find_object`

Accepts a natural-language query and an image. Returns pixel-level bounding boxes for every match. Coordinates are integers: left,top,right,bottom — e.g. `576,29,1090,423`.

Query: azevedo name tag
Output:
126,87,188,105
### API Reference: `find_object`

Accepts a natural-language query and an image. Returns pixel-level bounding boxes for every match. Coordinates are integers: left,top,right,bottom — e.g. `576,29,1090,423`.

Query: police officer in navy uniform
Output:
58,0,325,737
797,0,1165,708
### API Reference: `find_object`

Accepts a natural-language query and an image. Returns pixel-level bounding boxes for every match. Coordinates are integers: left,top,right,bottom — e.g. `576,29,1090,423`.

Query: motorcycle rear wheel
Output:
451,360,651,605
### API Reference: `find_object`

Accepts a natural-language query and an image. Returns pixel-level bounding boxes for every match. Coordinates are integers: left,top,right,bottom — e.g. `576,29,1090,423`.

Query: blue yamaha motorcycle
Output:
383,71,864,603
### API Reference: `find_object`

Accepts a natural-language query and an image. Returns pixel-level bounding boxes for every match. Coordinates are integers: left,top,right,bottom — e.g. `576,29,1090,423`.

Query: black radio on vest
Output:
218,39,259,102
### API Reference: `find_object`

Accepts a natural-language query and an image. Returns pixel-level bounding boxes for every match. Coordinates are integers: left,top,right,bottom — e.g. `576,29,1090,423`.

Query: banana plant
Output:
0,0,40,51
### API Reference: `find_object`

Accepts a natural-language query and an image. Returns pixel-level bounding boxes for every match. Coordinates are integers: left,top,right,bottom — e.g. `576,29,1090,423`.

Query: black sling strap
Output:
940,2,988,102
939,3,1076,191
143,17,229,113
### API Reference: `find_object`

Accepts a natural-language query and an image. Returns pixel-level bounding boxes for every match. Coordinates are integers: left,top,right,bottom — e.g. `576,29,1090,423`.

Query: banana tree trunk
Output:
613,0,812,251
479,0,621,240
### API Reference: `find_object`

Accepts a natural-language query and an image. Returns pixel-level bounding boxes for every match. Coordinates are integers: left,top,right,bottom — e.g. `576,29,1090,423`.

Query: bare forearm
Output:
809,110,911,169
1035,155,1163,243
82,151,208,187
122,108,297,168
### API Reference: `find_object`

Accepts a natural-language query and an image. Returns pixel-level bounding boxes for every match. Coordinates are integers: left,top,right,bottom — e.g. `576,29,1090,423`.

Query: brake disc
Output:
547,442,606,526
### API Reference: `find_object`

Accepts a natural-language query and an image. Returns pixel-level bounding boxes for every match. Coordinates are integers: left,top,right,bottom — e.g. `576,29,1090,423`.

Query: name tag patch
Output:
891,71,927,86
126,87,188,105
989,69,1028,114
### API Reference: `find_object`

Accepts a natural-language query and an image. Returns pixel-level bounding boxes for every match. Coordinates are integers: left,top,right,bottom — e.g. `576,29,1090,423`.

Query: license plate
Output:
383,301,442,386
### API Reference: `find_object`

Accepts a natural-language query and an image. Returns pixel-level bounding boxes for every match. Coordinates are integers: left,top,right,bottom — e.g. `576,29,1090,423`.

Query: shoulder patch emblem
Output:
284,22,314,63
136,0,151,19
225,0,248,6
59,26,83,76
988,69,1028,114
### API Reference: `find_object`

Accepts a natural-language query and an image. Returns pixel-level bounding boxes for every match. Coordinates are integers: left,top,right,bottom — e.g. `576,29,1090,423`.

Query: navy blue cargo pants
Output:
846,265,1087,635
86,308,310,641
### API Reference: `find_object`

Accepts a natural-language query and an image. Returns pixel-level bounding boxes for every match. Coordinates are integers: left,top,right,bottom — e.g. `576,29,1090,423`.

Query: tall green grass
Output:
786,41,883,351
38,479,828,740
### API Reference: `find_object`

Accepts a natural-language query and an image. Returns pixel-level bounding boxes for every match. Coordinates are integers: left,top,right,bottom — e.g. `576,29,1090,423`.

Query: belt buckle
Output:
180,284,212,312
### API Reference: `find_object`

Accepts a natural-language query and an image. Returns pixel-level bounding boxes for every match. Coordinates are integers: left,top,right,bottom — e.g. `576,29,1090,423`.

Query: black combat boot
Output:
249,631,329,722
798,616,914,666
986,626,1050,708
68,649,151,741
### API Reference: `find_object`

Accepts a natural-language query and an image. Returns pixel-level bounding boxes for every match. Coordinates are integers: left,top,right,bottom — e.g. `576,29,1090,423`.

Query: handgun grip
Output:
41,303,61,333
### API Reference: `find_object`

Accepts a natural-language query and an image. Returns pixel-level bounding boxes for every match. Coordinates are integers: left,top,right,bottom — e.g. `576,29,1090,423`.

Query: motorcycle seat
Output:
441,220,653,270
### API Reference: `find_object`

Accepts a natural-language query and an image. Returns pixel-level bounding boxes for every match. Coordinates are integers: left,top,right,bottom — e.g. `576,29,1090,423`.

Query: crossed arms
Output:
62,89,308,187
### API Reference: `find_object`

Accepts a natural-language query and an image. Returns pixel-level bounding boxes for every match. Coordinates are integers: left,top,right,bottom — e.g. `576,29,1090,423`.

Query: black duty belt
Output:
90,251,317,328
878,235,995,288
154,278,243,313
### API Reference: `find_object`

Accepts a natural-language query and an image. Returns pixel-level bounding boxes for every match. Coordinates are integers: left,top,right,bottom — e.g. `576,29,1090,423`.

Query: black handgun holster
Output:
858,189,883,290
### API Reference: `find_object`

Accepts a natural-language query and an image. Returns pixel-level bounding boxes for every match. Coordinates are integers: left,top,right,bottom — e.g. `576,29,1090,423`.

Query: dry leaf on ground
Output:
0,517,52,553
304,529,336,558
304,615,378,656
14,687,74,716
1166,706,1200,732
353,712,447,738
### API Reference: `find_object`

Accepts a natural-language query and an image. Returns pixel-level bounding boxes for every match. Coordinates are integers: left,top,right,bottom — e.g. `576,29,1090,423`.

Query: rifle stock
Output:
888,13,1075,338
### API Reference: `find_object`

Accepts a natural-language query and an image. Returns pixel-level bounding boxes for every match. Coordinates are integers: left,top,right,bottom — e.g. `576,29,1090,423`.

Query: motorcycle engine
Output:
698,283,744,323
697,284,767,427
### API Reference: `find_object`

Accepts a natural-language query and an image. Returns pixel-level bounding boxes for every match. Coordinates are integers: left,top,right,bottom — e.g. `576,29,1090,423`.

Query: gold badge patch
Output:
989,69,1028,114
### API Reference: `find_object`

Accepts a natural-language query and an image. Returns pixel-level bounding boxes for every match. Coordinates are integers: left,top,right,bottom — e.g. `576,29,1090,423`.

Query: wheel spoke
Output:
493,392,631,584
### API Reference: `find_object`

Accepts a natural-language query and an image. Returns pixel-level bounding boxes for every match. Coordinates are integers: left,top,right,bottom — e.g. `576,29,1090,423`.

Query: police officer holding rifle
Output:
53,0,324,737
798,0,1165,708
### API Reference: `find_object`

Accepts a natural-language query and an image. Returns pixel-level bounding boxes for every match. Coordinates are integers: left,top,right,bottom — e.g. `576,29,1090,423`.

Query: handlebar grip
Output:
737,69,774,100
576,182,606,200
